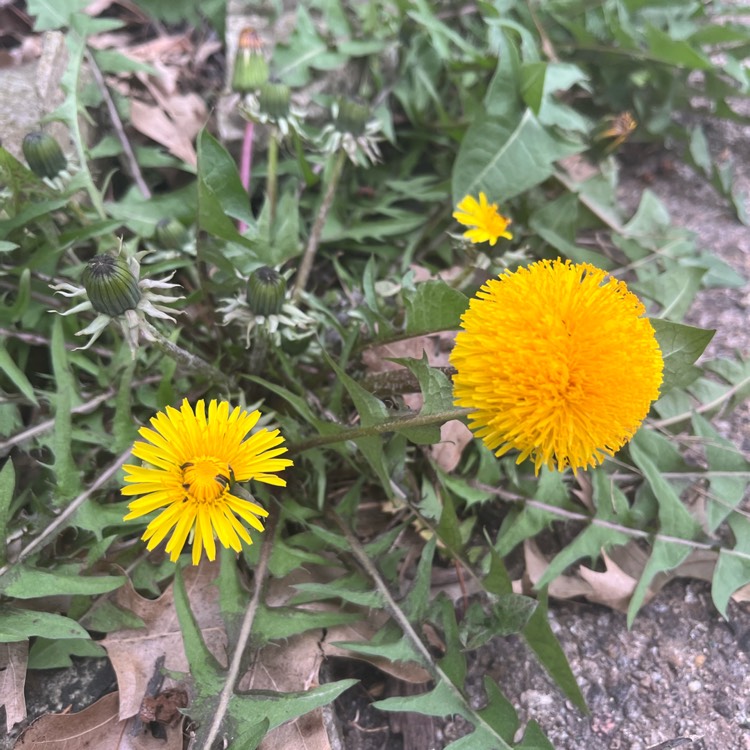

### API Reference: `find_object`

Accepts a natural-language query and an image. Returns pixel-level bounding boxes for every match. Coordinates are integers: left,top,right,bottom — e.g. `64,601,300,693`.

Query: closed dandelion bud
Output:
232,28,269,93
22,131,67,178
155,218,188,250
82,255,141,316
258,82,291,120
335,99,369,136
247,266,286,316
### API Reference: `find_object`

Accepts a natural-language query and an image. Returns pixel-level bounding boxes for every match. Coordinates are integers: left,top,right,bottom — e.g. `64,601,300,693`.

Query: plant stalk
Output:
292,148,347,300
288,407,471,455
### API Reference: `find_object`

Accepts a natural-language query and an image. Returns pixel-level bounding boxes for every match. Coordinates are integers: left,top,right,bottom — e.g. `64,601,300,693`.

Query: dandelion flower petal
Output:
122,398,292,564
453,192,513,246
450,258,663,473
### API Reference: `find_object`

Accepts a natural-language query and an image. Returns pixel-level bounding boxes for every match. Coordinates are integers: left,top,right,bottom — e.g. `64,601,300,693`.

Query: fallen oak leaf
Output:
100,560,225,720
0,641,27,731
578,549,639,613
14,691,183,750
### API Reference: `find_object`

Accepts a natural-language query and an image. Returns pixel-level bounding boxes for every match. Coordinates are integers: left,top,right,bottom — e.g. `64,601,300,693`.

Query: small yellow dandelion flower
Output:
122,399,292,565
453,192,513,246
450,259,663,473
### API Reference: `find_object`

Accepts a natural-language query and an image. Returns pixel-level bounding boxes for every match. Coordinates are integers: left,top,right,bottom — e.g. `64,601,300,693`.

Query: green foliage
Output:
2,0,750,746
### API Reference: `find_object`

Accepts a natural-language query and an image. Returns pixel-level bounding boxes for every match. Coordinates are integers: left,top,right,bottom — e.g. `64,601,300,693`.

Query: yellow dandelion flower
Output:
450,259,663,473
453,192,513,246
122,399,292,565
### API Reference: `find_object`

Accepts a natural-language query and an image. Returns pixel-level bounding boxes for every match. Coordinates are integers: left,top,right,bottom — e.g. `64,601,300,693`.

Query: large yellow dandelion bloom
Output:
450,259,663,473
122,399,292,564
453,192,513,246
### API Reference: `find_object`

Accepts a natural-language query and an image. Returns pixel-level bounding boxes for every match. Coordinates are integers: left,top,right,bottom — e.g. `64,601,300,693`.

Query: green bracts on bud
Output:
247,267,287,316
258,82,291,120
22,131,67,179
232,28,269,93
335,99,370,136
82,255,141,316
155,218,188,250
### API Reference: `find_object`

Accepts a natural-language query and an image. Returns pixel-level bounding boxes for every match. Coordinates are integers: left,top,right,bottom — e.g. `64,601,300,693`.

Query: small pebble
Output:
688,680,702,693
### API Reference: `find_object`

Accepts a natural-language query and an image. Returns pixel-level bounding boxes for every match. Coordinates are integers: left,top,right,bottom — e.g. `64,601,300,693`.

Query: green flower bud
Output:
247,266,286,316
258,82,291,120
232,28,269,93
334,99,369,137
82,255,141,316
155,218,188,250
22,131,67,178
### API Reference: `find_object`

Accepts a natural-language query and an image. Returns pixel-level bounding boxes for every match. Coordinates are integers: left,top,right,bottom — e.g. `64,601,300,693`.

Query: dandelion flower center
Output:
450,259,663,473
122,399,292,564
182,458,231,503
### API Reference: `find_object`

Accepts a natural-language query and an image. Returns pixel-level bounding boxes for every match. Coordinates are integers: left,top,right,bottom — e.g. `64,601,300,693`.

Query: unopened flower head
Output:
240,80,305,139
450,259,663,473
231,27,269,93
22,131,67,179
122,399,293,565
320,98,382,166
453,192,513,247
51,248,183,357
218,267,315,348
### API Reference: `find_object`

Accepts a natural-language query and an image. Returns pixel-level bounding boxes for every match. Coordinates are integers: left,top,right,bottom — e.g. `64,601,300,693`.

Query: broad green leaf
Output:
227,680,358,736
403,281,468,336
196,129,256,250
0,458,14,565
484,32,523,121
627,538,692,627
51,317,81,503
516,720,556,749
402,536,436,621
536,469,633,588
391,355,454,444
0,567,125,598
374,679,463,718
713,515,750,618
634,265,706,321
650,319,714,394
452,109,583,204
26,0,89,29
0,344,37,406
325,357,391,490
253,606,361,642
81,598,145,633
0,608,89,642
495,470,569,555
273,5,346,86
692,414,750,531
28,637,106,669
435,595,466,687
522,590,587,712
643,25,713,70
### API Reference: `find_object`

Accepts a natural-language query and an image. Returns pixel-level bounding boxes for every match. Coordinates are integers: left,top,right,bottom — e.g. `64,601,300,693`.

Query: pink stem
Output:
238,120,254,233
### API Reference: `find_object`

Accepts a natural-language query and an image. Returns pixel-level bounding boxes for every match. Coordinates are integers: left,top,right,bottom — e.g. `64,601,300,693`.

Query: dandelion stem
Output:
288,407,471,455
142,322,229,386
200,511,277,749
292,149,347,300
238,120,255,233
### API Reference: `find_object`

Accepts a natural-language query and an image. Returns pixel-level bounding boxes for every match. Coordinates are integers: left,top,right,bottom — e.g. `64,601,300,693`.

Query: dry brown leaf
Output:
322,618,431,684
578,550,639,612
242,632,329,750
14,691,183,750
431,420,473,473
521,538,594,600
0,641,27,731
129,98,200,166
101,561,225,720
